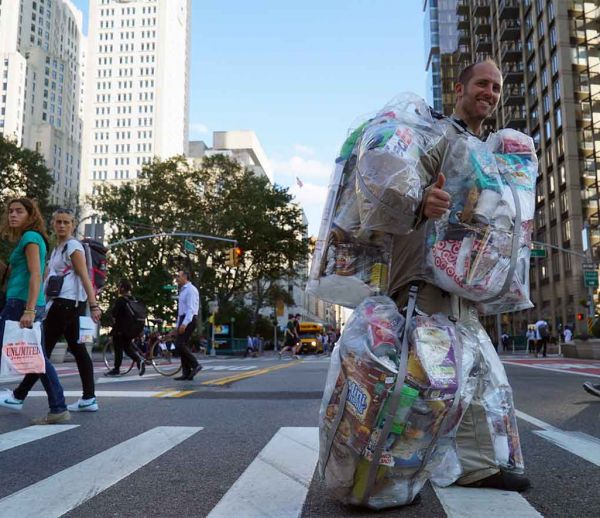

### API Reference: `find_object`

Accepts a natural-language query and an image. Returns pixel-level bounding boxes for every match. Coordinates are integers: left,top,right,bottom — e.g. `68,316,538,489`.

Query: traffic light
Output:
577,313,584,321
225,246,243,267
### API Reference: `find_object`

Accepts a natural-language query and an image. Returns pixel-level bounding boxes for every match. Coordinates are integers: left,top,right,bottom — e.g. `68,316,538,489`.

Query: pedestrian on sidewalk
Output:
173,271,202,380
534,318,549,358
563,326,573,343
0,198,69,424
9,208,101,413
526,326,536,354
105,279,146,376
279,314,300,359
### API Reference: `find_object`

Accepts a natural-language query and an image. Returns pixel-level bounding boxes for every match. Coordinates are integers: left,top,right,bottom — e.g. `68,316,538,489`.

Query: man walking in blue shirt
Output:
173,270,202,380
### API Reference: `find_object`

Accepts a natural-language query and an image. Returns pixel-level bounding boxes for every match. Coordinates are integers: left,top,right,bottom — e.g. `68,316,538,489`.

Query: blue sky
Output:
71,0,427,235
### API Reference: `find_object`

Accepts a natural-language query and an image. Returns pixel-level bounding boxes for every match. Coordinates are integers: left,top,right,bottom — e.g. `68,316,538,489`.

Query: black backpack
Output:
539,322,550,339
122,297,148,338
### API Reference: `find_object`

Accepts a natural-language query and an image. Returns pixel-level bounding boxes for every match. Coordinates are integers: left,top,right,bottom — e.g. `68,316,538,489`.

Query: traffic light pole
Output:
107,231,237,249
531,237,596,337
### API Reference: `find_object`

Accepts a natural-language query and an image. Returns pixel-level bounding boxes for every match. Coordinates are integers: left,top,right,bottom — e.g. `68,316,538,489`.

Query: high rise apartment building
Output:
0,0,85,206
81,0,190,198
426,0,600,334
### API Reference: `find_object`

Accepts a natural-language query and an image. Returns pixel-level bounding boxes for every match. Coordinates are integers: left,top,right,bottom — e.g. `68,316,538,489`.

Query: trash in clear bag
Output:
320,300,525,508
455,309,525,473
319,298,466,509
424,128,537,314
307,93,445,308
306,125,392,308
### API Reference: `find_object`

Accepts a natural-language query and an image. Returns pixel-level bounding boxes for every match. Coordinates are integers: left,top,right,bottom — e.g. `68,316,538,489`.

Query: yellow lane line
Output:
152,390,180,398
201,361,300,386
169,390,196,398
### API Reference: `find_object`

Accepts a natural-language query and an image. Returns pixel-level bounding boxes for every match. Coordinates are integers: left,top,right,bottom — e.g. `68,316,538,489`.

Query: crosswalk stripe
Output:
207,427,319,518
516,410,600,467
433,486,543,517
0,425,79,454
0,426,202,518
503,361,600,379
26,390,180,398
96,373,163,383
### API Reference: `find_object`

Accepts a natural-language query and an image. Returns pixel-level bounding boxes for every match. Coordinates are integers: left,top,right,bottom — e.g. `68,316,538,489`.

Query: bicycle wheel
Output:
102,338,135,374
149,340,181,376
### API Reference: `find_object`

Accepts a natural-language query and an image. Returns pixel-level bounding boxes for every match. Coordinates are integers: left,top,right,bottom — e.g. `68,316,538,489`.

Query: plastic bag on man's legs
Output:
461,312,525,473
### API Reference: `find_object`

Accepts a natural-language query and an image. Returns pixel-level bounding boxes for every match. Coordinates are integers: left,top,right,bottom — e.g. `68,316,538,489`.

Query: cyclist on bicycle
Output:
105,279,146,376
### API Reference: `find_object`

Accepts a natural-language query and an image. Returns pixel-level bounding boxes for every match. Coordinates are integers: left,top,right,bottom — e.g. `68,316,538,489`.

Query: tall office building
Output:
0,0,85,206
81,0,191,198
423,0,459,115
425,0,600,335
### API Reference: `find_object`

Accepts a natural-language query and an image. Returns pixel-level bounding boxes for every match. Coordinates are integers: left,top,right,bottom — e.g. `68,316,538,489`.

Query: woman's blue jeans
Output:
0,298,67,413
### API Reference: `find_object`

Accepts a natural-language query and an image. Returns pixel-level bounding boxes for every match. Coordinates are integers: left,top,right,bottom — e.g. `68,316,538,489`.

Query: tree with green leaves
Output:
0,135,54,261
91,154,308,333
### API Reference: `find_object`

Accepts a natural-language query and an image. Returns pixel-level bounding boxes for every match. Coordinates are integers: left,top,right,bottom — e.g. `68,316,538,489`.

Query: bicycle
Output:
102,320,181,377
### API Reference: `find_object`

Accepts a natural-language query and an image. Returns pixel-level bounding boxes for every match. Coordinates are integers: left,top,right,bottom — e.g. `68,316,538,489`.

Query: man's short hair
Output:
288,313,294,319
118,279,132,292
178,270,190,280
457,58,500,87
295,313,301,318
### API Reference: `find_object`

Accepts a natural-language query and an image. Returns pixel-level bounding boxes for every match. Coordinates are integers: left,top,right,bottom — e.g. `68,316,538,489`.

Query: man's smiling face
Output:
455,62,503,124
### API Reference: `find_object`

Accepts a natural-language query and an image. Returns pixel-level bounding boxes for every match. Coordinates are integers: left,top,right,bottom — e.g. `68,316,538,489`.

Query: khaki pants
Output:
394,283,506,484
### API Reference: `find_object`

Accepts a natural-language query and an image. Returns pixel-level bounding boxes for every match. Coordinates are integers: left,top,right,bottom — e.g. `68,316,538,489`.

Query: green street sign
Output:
530,248,546,258
584,270,599,288
161,284,177,290
184,239,196,253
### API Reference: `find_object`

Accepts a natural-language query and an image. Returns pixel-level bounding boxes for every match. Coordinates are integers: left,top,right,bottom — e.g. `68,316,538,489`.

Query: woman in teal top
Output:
0,198,69,424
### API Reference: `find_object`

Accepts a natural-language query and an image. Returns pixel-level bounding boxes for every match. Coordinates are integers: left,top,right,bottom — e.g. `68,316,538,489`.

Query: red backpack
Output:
80,238,108,295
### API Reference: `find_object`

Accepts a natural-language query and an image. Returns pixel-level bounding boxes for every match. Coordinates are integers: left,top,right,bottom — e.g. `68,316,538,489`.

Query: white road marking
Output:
96,373,163,384
0,426,202,518
516,410,600,467
0,425,79,454
207,427,319,518
503,361,600,379
26,390,186,398
433,486,542,517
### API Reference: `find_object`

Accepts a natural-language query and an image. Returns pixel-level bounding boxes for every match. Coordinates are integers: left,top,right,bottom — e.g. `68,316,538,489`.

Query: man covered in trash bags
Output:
318,58,533,511
389,59,530,492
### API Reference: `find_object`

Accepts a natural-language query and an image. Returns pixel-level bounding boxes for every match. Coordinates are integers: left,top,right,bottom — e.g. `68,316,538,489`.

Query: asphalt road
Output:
0,352,598,517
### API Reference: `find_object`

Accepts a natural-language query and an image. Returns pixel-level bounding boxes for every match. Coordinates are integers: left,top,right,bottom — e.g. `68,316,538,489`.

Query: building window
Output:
553,81,561,102
549,25,557,48
551,52,558,76
562,220,571,242
543,94,550,114
555,107,562,129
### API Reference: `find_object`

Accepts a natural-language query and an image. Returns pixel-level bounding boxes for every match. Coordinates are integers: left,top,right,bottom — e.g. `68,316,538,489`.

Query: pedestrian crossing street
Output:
1,411,598,518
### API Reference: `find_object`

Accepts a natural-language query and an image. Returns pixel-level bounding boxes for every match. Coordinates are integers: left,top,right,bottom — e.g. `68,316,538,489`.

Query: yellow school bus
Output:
298,322,324,354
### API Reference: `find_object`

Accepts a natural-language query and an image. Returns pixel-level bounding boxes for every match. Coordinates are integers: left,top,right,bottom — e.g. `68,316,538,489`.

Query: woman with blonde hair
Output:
10,208,101,412
0,198,69,424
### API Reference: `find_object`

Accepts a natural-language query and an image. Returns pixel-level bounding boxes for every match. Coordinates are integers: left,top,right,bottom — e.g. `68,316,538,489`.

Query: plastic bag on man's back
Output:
355,94,446,235
307,93,444,308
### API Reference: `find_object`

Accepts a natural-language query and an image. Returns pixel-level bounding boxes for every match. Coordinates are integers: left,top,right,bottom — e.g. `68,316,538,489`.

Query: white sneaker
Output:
0,390,24,411
67,397,99,412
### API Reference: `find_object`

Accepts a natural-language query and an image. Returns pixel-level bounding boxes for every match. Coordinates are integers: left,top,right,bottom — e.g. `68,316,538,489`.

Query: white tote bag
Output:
0,320,46,378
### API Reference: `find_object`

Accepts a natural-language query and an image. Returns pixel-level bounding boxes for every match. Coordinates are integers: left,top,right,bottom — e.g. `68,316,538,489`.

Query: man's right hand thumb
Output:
434,173,446,189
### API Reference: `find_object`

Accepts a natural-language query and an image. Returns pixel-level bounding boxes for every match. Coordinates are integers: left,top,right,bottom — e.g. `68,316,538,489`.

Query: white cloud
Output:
289,182,329,237
293,144,315,156
189,123,209,137
272,155,331,184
